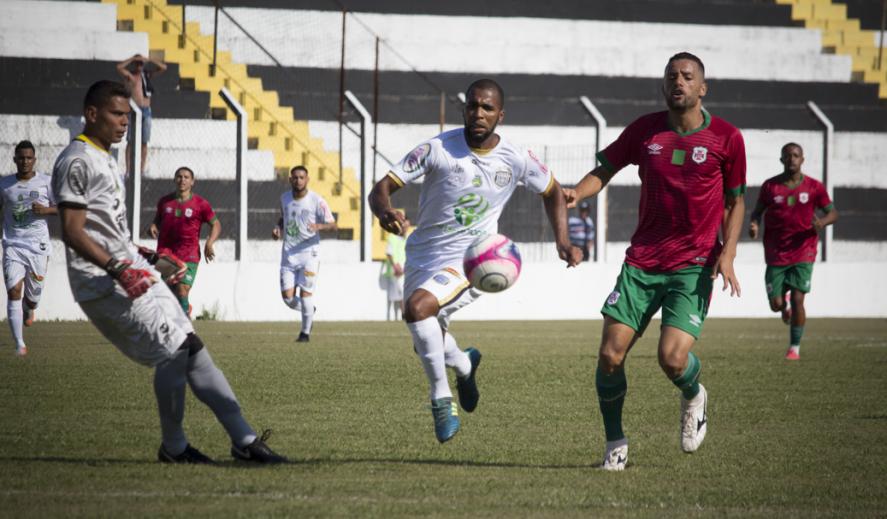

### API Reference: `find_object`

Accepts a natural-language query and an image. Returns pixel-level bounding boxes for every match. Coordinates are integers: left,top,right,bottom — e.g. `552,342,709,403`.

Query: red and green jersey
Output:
756,174,832,266
154,193,217,263
598,110,747,272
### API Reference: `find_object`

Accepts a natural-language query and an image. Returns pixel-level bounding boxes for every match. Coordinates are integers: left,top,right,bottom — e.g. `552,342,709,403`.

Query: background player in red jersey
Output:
565,52,746,470
748,143,838,360
149,167,221,316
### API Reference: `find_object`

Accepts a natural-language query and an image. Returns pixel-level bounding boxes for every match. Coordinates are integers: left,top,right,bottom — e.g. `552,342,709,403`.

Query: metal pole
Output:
180,3,186,48
338,8,346,184
211,2,219,76
879,0,886,70
220,87,248,262
579,96,607,263
439,91,445,134
373,36,379,183
127,98,142,239
806,100,833,262
344,90,372,263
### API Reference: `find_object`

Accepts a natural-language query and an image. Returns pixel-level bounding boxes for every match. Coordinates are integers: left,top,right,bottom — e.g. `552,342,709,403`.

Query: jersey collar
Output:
670,109,711,137
75,134,110,154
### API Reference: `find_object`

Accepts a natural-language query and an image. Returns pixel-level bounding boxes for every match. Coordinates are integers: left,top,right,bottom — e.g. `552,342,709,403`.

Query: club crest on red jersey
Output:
799,192,809,204
691,146,708,164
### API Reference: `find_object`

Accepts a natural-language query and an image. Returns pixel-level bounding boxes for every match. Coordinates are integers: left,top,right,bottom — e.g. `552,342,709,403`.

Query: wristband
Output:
104,258,128,278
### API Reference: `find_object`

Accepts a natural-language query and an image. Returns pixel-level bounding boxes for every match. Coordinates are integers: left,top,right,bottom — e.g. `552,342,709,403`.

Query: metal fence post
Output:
807,100,833,262
127,98,142,239
579,96,607,263
219,87,248,262
344,90,372,262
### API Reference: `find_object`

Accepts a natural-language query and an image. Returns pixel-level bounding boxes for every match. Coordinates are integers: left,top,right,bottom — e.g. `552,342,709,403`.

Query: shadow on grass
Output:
0,455,598,470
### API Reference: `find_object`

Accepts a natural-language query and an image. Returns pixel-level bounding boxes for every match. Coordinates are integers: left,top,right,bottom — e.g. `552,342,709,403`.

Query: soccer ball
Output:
462,233,522,293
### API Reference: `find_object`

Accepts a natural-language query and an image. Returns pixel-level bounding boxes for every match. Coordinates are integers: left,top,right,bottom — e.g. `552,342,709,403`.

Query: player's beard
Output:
464,121,498,148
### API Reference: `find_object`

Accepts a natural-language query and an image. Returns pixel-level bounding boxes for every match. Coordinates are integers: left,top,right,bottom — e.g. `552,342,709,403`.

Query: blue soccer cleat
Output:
430,397,460,443
456,348,482,412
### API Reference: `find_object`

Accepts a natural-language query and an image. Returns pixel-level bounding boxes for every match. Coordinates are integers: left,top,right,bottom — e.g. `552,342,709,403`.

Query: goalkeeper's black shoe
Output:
231,429,288,464
296,332,310,342
158,444,215,464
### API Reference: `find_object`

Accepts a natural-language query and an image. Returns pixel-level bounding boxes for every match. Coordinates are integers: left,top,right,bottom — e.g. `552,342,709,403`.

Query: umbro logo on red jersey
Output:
647,143,663,155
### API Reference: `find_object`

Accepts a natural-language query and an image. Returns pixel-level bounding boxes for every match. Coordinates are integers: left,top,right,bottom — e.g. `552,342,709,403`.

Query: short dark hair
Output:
83,80,130,111
175,166,195,179
14,140,35,154
465,79,505,107
666,52,705,77
290,165,308,175
781,142,803,155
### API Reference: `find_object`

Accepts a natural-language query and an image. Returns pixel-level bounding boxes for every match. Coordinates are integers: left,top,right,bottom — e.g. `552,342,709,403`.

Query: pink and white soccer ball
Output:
462,233,522,293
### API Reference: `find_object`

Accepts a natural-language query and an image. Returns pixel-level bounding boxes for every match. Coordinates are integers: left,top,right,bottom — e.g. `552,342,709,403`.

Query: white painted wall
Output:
10,249,886,321
0,1,147,61
187,7,851,82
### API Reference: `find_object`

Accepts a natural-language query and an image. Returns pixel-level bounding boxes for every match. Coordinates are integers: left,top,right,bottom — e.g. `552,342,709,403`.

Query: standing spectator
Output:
117,53,166,174
380,216,411,321
149,167,221,317
568,201,595,261
1,140,57,356
748,142,838,360
272,166,337,343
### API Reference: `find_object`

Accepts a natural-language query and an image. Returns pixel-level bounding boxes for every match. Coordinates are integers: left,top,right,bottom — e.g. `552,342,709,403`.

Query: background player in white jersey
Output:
272,165,336,343
52,80,286,464
369,79,582,443
1,140,57,356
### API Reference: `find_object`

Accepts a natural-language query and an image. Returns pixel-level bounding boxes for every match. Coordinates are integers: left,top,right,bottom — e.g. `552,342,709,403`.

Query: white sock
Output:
407,317,451,400
301,296,315,334
789,345,800,352
443,332,471,378
7,299,24,348
283,295,301,311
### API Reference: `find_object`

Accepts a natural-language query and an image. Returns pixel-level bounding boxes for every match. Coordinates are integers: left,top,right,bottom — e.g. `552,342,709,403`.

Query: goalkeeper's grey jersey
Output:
52,135,146,302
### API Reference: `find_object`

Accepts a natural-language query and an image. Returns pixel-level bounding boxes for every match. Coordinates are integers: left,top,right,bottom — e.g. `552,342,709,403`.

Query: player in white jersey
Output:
272,165,336,342
1,140,57,356
51,80,286,464
369,79,582,443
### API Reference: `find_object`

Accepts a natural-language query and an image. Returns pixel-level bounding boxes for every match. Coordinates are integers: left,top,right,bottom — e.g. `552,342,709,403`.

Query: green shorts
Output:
601,263,714,339
765,263,813,298
180,262,199,287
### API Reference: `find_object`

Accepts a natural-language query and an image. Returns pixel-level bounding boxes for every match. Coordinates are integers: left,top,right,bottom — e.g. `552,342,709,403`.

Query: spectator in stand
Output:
117,53,166,174
568,201,595,261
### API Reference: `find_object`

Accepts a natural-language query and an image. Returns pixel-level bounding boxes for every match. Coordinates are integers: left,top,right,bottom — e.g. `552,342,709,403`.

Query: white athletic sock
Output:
407,317,451,400
284,295,301,311
7,299,25,348
301,296,315,334
187,348,256,448
443,332,471,378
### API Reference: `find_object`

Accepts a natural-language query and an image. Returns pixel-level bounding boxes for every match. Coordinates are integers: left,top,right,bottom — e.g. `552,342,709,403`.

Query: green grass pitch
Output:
1,319,885,517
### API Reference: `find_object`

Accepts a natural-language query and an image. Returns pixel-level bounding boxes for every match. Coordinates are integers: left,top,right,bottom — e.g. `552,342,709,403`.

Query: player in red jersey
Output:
565,52,746,470
749,142,838,360
149,167,221,316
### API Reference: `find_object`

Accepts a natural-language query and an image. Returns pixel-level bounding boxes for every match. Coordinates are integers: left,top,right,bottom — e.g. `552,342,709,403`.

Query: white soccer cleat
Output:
681,384,708,453
601,439,628,471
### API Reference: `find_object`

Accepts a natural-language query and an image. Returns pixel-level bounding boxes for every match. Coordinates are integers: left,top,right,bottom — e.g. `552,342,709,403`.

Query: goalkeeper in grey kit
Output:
51,80,286,464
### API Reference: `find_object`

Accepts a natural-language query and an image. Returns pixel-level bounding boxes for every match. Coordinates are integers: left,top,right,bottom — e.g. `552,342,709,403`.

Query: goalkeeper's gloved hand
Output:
105,258,154,299
136,245,187,284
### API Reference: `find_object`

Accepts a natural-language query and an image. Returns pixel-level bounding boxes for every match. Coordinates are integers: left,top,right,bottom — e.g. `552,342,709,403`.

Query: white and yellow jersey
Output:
0,172,54,255
52,135,148,302
279,189,334,258
389,128,554,271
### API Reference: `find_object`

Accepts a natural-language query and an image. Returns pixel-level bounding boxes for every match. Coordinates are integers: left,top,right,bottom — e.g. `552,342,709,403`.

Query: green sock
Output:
671,351,701,400
596,368,627,442
790,326,804,347
178,295,189,315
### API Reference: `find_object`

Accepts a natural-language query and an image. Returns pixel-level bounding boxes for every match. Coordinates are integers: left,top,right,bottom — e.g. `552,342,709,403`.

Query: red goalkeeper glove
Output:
105,259,154,299
136,245,187,284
